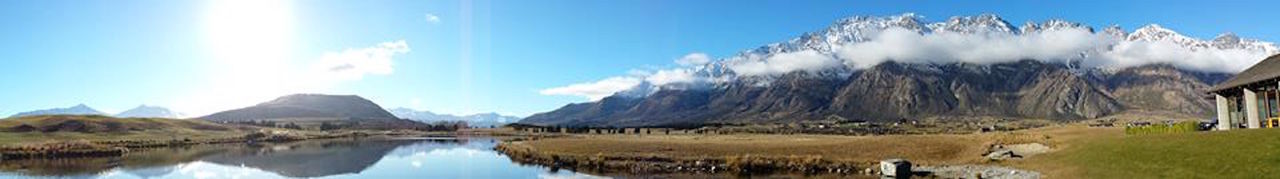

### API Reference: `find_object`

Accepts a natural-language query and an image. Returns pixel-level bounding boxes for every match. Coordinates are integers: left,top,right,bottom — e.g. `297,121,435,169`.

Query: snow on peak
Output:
602,13,1280,100
1102,25,1127,38
929,13,1016,34
1128,24,1186,41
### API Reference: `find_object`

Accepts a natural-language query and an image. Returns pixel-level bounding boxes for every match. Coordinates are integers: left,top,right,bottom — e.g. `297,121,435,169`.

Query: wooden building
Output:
1209,54,1280,130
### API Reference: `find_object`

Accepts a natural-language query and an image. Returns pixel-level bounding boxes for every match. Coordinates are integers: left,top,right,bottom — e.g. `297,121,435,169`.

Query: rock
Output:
986,143,1051,161
880,159,912,178
985,148,1020,160
915,165,1041,179
1005,143,1051,157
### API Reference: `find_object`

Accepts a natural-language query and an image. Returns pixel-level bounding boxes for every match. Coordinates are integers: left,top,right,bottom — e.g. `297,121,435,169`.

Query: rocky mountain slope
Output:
521,13,1266,127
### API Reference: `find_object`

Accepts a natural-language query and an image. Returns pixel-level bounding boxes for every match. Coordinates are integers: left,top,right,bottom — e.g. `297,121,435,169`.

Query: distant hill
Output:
388,108,518,127
115,105,184,118
0,115,239,133
0,115,255,145
8,104,106,118
198,94,422,129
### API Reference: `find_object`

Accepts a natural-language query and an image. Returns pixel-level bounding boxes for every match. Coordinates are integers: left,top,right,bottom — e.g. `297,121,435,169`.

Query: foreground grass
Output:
1014,126,1280,178
507,125,1280,178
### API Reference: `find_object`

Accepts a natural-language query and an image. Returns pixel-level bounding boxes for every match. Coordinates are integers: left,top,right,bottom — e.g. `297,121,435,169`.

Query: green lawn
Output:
1031,128,1280,178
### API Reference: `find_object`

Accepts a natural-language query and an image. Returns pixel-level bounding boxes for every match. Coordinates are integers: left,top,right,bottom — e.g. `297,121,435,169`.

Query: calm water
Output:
0,137,603,179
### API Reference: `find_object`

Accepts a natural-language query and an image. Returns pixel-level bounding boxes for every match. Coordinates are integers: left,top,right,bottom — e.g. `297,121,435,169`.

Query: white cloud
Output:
539,77,642,101
675,52,711,66
727,50,841,76
833,27,1274,73
626,69,653,76
1097,40,1267,72
313,40,410,81
645,68,699,86
835,27,1103,69
425,13,441,24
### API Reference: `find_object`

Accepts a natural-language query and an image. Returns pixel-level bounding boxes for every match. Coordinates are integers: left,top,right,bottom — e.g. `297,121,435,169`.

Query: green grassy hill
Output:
0,115,255,146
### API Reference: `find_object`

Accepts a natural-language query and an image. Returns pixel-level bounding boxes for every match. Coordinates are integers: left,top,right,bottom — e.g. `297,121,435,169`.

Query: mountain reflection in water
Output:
0,138,601,179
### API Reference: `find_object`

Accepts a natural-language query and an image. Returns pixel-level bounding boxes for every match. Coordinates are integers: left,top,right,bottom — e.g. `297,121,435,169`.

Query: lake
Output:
0,137,603,179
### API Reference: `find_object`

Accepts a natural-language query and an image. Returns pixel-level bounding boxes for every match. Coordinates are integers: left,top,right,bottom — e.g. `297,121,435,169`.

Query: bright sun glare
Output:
181,0,297,116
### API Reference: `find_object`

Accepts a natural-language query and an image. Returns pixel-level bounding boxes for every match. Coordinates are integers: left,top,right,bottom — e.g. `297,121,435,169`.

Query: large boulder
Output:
880,159,912,178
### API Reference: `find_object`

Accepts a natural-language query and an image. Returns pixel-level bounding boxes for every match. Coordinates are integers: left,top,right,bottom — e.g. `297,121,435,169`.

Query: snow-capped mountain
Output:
115,105,184,118
388,108,519,128
679,13,1278,91
522,13,1277,127
8,104,107,118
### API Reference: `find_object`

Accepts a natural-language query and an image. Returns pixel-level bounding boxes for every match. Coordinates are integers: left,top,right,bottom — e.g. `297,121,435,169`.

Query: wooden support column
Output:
1217,94,1232,130
1269,90,1275,128
1245,88,1261,129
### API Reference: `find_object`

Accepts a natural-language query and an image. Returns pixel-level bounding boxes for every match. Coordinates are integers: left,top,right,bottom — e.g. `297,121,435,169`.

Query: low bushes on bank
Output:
495,141,864,175
1124,121,1200,135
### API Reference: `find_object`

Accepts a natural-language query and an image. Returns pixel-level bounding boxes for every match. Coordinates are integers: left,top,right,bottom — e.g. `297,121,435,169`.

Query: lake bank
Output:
501,124,1280,178
0,115,555,160
0,127,546,161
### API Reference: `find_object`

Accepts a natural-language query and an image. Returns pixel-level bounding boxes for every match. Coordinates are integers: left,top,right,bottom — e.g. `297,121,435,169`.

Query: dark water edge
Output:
0,137,600,179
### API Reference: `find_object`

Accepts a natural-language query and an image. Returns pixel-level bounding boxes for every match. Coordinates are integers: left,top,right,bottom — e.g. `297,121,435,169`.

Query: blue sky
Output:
1,0,1277,117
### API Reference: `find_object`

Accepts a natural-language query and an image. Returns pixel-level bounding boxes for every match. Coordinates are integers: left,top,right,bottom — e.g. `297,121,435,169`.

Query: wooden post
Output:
1265,90,1272,128
1245,88,1262,129
1217,94,1231,130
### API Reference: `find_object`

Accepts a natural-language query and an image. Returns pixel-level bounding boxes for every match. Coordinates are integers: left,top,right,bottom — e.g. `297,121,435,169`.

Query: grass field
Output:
1012,126,1280,178
0,115,255,146
504,124,1280,178
511,134,994,165
499,129,1053,176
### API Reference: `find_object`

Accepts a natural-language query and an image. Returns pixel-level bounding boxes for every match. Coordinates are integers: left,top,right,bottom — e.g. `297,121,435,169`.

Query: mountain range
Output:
198,94,423,129
115,105,184,118
7,104,185,119
520,13,1275,127
388,108,519,128
7,104,107,118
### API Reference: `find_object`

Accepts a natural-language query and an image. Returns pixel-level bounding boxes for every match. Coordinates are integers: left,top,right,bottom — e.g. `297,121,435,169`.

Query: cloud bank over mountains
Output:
834,26,1271,73
834,27,1101,69
540,77,643,101
540,13,1279,101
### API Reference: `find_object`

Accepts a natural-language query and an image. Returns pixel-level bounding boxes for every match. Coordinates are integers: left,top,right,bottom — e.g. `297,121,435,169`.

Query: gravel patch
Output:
915,165,1040,179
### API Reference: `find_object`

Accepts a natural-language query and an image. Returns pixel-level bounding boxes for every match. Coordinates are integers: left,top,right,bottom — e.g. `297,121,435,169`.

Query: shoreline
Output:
495,140,869,176
0,129,528,160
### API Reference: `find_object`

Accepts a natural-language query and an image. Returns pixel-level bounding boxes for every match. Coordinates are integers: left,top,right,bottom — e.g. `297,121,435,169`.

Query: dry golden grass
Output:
510,132,1045,166
502,124,1132,177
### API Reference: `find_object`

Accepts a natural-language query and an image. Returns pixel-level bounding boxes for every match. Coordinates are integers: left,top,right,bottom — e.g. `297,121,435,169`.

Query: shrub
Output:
1125,121,1201,135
